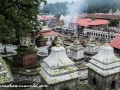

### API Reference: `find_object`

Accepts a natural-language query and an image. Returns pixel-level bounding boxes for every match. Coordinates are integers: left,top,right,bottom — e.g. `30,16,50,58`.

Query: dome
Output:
44,46,75,69
87,42,120,76
92,43,119,64
37,38,78,84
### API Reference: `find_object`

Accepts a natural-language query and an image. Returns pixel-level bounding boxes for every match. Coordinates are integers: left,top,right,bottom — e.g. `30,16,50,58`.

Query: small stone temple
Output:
87,41,120,90
0,56,13,84
70,34,84,61
37,37,78,90
84,36,98,56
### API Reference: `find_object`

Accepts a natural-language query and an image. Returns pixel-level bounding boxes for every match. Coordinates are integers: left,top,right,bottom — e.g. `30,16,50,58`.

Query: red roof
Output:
40,15,57,21
109,36,120,49
42,30,58,36
75,18,109,27
36,30,59,38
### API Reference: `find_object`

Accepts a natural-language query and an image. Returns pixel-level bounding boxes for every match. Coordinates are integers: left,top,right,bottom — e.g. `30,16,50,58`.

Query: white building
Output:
84,36,98,55
37,37,78,90
70,34,84,60
87,41,120,90
36,26,59,46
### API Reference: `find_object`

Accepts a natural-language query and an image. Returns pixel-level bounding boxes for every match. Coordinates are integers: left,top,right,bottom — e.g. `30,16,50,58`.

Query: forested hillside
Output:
41,0,120,15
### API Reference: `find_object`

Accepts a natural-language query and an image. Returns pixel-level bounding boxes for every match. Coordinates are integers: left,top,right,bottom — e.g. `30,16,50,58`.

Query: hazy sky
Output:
47,0,76,3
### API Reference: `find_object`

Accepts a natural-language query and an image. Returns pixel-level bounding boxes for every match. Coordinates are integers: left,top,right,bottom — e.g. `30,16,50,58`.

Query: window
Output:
111,81,116,90
50,37,52,41
93,77,97,86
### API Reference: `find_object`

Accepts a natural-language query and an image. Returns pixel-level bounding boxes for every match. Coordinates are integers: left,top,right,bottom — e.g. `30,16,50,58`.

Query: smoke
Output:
63,0,88,27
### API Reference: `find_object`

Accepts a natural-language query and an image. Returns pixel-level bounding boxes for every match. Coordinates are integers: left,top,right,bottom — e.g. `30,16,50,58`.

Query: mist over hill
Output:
39,0,120,18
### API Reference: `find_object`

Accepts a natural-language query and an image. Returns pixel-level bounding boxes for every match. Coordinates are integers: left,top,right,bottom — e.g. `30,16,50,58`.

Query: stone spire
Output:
88,36,96,44
104,39,109,47
51,36,63,47
70,34,84,60
87,39,120,90
87,40,120,76
48,36,63,53
37,38,78,85
84,36,98,55
56,37,61,47
73,34,80,45
115,9,120,15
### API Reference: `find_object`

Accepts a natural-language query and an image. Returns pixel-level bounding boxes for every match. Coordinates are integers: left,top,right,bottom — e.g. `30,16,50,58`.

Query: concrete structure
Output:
85,10,120,20
70,34,84,60
0,56,13,84
37,14,58,27
115,9,120,15
84,29,120,41
87,41,120,90
36,26,59,46
37,37,78,90
84,36,98,55
0,44,17,54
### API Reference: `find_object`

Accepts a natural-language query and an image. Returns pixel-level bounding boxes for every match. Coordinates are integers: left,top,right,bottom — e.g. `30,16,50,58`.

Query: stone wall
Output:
18,52,37,67
88,68,120,90
41,77,78,90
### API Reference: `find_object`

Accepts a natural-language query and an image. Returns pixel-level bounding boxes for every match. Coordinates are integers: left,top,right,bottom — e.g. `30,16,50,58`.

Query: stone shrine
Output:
87,41,120,90
84,36,98,56
0,56,13,84
70,34,84,61
37,37,78,90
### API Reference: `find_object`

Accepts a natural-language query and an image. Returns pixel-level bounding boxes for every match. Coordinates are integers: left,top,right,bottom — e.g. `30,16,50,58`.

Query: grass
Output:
78,81,91,90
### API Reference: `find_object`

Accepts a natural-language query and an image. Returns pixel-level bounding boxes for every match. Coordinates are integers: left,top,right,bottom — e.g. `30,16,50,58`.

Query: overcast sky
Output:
47,0,76,3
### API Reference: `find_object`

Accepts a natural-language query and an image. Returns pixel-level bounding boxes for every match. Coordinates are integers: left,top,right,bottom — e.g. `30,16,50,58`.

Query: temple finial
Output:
73,34,80,45
56,37,61,47
104,39,109,46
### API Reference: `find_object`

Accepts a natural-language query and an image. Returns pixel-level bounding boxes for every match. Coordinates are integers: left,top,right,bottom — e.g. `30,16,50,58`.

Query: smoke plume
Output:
63,0,88,27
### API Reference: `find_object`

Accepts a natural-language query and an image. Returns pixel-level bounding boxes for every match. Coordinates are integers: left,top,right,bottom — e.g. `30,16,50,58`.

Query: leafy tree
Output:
109,19,120,27
42,2,68,15
0,0,47,45
41,0,120,14
0,0,47,54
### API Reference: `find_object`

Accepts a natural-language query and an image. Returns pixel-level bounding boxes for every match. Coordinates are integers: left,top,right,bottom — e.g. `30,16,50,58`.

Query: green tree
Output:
0,0,47,54
0,0,47,45
42,2,68,14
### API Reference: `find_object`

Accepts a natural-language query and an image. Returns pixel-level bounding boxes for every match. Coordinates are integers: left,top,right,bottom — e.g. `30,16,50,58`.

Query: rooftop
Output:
75,18,109,27
109,36,120,49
